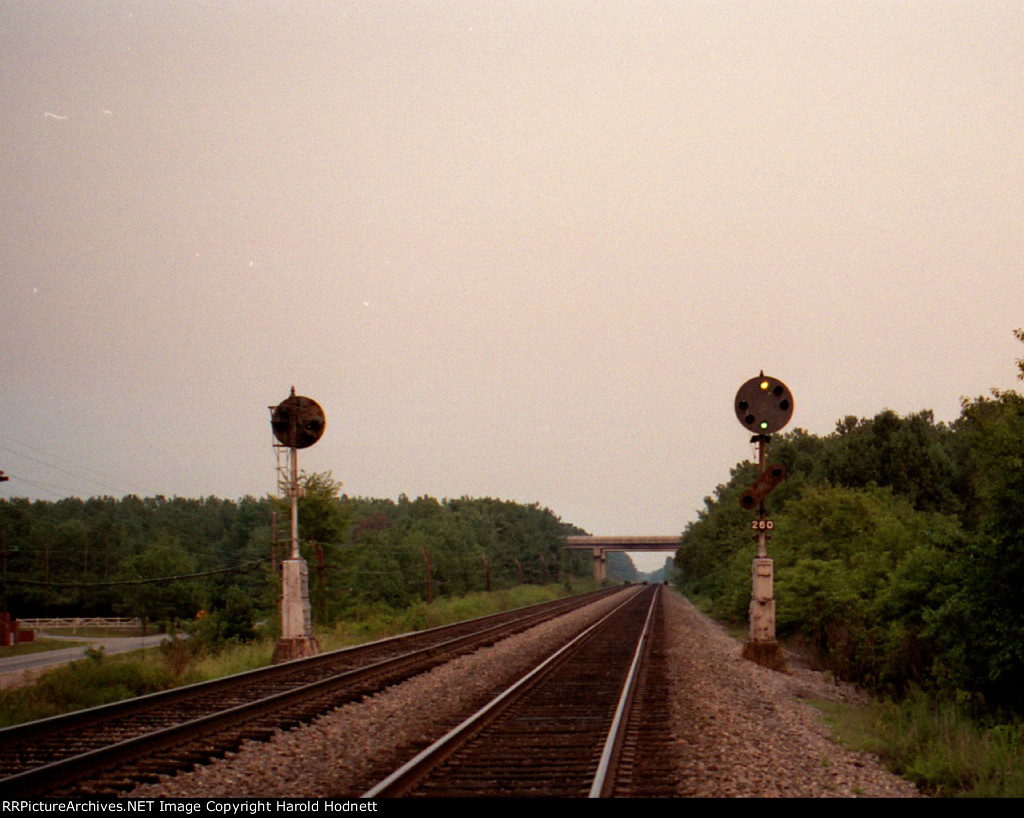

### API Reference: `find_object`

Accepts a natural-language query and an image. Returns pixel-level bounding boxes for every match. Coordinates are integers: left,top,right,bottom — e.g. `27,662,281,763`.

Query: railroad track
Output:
363,583,667,798
0,586,625,797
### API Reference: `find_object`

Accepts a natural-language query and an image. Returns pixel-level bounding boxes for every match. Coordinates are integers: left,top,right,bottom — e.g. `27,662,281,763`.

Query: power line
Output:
0,434,126,485
0,436,131,497
5,559,266,589
3,472,83,498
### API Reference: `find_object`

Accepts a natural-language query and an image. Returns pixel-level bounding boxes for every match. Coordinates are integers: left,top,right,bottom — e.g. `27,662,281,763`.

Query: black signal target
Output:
271,393,326,449
734,375,794,435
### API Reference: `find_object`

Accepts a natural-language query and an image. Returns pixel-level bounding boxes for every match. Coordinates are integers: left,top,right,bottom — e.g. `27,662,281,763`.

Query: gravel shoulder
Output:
130,588,921,798
659,590,920,797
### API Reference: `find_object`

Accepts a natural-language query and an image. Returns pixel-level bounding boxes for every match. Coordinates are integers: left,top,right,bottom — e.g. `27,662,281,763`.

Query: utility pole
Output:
2,528,8,613
422,548,432,604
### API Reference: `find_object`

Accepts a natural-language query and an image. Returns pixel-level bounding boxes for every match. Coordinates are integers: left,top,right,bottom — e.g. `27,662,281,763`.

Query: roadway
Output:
0,633,171,688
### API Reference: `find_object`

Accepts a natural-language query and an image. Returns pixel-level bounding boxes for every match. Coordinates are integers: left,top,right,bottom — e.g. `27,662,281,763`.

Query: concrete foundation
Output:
274,557,319,663
746,556,786,671
748,557,775,642
272,636,321,664
741,639,787,671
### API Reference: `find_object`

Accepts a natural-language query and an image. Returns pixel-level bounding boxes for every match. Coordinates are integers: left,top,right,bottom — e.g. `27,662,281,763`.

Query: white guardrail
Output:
15,617,143,630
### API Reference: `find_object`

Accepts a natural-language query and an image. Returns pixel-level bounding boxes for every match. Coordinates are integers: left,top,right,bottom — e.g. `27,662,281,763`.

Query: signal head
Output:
735,374,794,435
271,393,326,449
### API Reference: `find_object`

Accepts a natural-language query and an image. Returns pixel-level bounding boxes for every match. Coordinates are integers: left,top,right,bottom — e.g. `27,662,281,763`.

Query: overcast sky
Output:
2,2,1022,570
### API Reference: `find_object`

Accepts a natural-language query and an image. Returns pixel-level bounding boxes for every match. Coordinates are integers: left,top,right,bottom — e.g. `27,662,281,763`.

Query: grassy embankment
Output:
684,589,1024,797
810,692,1024,798
0,581,597,729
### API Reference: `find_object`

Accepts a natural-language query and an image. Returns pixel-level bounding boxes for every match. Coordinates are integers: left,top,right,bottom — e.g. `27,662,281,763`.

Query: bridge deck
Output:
565,536,681,551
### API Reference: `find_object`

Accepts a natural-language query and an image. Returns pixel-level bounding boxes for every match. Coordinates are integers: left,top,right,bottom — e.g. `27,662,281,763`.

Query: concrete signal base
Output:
742,640,787,671
272,636,321,664
745,556,787,672
273,558,320,664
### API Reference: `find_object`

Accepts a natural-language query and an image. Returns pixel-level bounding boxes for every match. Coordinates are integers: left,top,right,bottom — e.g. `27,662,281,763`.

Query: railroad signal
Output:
269,387,325,664
271,389,326,449
734,373,794,435
734,373,792,671
739,463,787,510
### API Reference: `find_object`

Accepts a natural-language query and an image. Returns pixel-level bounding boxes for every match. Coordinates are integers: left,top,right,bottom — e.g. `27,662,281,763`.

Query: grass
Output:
318,583,588,651
807,692,1024,797
0,647,187,727
876,693,1024,797
808,698,888,756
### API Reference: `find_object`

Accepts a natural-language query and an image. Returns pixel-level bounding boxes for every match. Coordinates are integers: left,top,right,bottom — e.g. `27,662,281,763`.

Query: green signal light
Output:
735,374,795,435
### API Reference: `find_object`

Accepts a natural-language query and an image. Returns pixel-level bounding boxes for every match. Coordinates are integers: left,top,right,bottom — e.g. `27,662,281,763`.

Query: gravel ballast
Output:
130,589,921,798
658,591,919,797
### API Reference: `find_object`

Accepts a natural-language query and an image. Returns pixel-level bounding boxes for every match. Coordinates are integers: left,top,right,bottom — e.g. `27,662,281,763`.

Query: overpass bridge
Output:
565,535,681,582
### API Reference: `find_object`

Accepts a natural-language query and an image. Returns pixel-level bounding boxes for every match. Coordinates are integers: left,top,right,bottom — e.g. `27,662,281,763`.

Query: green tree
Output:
114,534,209,626
194,585,258,650
817,410,964,514
673,413,968,696
1014,327,1024,380
280,471,353,623
936,388,1024,709
674,459,762,615
772,483,960,691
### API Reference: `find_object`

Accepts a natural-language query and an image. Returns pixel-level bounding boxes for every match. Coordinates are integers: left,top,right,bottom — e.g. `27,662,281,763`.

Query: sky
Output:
2,1,1023,572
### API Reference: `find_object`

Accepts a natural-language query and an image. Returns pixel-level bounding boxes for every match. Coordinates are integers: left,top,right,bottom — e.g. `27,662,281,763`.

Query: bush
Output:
875,691,1024,796
0,654,180,727
192,587,260,653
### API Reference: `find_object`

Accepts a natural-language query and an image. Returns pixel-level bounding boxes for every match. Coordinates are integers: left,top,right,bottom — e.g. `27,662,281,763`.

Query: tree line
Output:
0,483,603,631
675,330,1024,713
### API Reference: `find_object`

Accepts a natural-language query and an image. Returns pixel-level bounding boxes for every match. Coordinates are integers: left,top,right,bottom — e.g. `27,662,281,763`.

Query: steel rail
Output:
361,584,654,798
588,584,659,797
0,586,618,750
0,587,624,796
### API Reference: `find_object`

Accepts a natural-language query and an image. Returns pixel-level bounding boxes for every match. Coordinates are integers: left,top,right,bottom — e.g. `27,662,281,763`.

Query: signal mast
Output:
733,372,794,670
269,388,325,663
